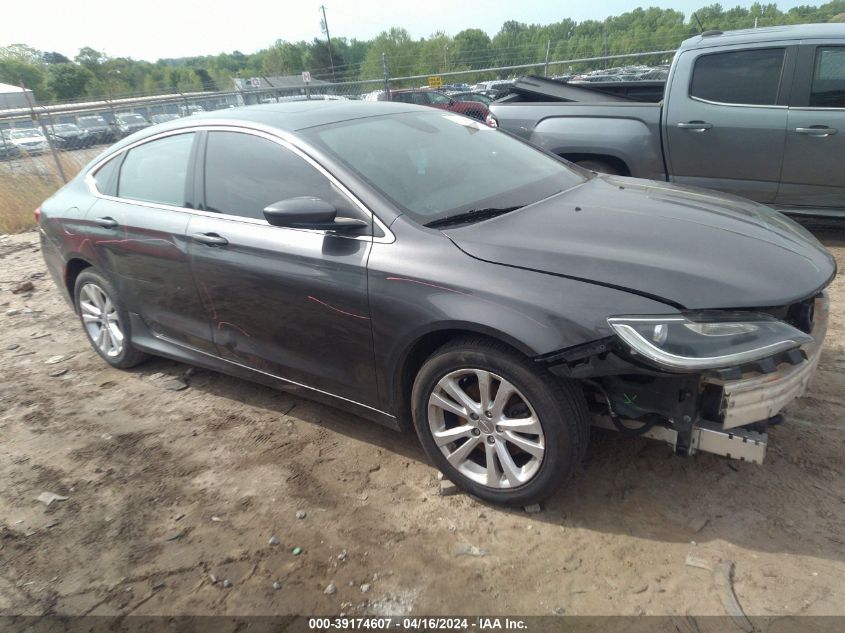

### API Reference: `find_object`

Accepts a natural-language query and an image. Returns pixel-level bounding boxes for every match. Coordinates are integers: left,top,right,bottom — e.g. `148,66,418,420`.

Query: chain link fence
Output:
0,48,674,233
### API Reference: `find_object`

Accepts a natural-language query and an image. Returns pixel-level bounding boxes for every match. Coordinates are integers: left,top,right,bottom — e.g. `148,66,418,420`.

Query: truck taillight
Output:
485,113,498,128
34,207,42,223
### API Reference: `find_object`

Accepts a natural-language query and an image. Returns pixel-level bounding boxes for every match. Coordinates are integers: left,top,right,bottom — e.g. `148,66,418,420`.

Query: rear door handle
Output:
93,216,118,229
191,232,228,246
795,126,837,137
677,121,713,131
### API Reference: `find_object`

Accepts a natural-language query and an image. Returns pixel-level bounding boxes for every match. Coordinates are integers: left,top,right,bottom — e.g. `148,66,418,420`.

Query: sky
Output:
0,0,816,62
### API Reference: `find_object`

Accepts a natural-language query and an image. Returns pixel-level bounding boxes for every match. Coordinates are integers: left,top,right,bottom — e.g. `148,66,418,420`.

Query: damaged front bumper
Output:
551,293,829,464
704,293,827,431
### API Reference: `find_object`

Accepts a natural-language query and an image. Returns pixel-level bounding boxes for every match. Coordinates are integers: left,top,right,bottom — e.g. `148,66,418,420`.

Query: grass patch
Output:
0,152,85,234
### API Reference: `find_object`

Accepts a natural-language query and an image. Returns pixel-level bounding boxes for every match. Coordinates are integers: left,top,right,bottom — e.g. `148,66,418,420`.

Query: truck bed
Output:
490,95,666,181
501,75,666,103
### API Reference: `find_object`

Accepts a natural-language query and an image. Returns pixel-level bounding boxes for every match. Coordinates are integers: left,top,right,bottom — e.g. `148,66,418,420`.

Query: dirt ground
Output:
0,227,843,618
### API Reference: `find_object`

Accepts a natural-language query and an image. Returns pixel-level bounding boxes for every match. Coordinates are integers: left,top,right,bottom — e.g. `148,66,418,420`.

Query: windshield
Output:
300,111,586,225
429,92,451,104
53,124,78,132
10,129,43,139
78,116,107,128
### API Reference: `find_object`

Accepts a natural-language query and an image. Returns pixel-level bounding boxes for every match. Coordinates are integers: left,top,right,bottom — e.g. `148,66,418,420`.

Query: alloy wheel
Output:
427,368,545,489
79,283,124,358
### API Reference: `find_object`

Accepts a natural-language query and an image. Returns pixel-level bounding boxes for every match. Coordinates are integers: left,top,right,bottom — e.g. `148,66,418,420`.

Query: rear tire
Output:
411,337,589,506
74,268,148,369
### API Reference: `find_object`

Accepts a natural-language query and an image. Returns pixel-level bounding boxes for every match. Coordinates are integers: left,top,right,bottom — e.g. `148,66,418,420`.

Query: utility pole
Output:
319,5,336,82
544,40,551,77
382,52,390,101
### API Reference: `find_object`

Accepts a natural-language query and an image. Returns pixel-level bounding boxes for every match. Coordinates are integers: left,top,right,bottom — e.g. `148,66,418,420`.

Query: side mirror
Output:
263,197,368,231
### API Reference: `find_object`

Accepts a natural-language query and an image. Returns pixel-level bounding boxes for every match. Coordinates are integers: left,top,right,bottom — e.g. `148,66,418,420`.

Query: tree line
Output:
2,1,844,104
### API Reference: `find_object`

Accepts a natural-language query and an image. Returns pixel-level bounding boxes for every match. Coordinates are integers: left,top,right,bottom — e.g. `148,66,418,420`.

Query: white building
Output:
0,82,32,109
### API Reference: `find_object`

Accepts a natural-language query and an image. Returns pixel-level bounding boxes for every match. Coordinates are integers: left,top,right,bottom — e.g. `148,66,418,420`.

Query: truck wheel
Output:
411,337,589,506
575,159,622,175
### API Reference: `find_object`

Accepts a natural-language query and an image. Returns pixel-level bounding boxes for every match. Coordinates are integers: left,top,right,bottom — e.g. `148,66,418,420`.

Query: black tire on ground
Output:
411,336,589,506
574,159,623,175
73,268,148,369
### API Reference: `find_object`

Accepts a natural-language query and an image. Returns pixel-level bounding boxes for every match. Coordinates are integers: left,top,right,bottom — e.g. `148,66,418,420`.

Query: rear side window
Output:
92,155,121,196
203,131,352,220
690,48,785,106
810,47,845,108
117,132,195,206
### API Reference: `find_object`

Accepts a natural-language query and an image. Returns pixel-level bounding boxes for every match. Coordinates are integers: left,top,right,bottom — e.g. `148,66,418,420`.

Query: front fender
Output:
367,219,678,413
530,114,664,180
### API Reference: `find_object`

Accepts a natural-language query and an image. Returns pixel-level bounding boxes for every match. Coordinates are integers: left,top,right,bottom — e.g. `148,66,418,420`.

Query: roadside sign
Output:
302,71,312,84
428,75,443,88
249,77,261,88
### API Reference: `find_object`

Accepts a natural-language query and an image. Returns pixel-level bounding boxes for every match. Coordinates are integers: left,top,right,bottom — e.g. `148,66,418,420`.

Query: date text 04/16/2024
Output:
307,617,529,630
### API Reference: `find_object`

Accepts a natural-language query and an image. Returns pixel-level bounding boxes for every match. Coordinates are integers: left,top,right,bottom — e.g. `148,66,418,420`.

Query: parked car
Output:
391,89,490,121
179,105,205,116
0,130,22,160
569,74,625,83
77,115,116,144
150,113,182,125
490,24,845,218
36,102,834,505
115,113,151,138
7,128,49,154
441,83,471,92
47,123,93,149
447,91,493,106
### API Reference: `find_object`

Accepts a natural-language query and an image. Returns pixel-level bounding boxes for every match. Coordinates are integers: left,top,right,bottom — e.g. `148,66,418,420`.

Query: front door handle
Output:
93,216,118,229
191,232,228,246
795,126,837,137
677,121,713,132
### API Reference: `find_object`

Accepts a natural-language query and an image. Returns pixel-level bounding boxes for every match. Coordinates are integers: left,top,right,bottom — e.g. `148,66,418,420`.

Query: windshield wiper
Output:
424,206,522,228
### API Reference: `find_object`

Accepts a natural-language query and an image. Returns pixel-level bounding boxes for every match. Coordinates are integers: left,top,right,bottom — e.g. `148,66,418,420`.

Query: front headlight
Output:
607,313,812,371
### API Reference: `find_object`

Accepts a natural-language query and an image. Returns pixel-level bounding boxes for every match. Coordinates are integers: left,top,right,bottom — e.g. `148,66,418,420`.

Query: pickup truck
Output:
488,24,845,218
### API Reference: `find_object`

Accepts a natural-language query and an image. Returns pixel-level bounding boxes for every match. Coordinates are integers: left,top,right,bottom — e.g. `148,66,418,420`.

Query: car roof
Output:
144,100,432,135
680,23,845,50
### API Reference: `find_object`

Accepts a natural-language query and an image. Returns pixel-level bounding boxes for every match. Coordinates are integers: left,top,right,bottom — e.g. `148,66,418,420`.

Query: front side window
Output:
429,93,451,105
810,47,845,108
690,48,785,106
117,132,195,206
203,131,353,221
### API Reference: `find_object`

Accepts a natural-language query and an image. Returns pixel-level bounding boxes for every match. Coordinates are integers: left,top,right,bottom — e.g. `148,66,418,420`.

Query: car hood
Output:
443,175,836,310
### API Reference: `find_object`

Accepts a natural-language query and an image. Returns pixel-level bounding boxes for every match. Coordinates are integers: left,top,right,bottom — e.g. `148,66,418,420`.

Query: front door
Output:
664,45,792,203
777,44,845,210
187,129,379,406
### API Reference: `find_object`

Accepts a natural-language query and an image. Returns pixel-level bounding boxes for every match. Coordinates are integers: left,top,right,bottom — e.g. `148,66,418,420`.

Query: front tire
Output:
74,268,148,369
411,337,589,506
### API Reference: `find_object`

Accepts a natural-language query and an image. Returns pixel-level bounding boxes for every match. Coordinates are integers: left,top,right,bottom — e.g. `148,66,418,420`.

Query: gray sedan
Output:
36,101,834,505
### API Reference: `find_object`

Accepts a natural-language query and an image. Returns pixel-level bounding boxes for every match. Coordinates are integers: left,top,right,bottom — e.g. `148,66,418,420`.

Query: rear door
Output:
777,43,845,210
187,128,379,406
664,44,795,203
86,131,214,352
